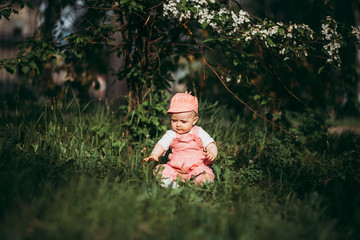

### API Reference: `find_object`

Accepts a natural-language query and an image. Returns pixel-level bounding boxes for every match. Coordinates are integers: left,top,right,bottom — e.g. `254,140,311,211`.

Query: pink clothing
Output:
154,126,215,184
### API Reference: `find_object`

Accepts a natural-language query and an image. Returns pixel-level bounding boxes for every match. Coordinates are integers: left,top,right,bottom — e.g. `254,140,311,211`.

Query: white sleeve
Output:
197,126,215,148
157,130,176,151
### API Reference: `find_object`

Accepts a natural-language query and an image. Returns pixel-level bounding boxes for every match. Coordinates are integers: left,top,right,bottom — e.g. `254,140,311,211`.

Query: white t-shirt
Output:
157,126,215,151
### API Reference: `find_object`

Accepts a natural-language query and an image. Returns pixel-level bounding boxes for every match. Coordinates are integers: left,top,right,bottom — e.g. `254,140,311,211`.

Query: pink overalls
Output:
154,126,215,184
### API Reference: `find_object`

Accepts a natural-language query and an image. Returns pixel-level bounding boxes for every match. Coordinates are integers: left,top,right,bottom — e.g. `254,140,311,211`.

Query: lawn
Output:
0,96,359,240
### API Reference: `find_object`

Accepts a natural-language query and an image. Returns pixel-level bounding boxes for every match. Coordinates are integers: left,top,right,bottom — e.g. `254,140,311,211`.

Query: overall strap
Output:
191,125,199,135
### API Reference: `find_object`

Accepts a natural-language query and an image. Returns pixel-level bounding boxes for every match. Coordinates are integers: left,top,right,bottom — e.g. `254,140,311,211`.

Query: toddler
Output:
143,91,217,188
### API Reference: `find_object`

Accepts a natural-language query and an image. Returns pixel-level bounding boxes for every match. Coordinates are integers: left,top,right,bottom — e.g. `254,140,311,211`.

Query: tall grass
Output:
0,96,359,240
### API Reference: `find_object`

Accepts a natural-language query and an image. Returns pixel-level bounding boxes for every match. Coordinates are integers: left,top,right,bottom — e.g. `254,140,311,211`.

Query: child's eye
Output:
181,121,187,123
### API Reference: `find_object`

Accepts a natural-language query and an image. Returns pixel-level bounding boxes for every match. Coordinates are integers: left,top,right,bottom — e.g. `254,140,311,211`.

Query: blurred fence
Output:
0,6,39,95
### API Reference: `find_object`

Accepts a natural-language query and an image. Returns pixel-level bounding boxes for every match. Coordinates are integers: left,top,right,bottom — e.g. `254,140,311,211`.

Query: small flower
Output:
245,36,252,41
237,75,241,84
351,26,360,42
279,48,286,55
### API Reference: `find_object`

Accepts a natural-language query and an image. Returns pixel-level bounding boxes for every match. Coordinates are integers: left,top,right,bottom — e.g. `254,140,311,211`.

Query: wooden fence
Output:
0,6,39,95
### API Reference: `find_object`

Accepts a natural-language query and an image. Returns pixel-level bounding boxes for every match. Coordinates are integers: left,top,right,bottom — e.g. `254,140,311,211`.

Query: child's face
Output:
171,111,198,134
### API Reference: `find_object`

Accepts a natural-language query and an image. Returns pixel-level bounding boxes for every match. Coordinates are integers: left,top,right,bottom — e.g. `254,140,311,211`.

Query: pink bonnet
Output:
167,91,198,114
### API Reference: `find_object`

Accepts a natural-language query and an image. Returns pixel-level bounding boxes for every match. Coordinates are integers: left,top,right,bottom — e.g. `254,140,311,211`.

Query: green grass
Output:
0,97,359,240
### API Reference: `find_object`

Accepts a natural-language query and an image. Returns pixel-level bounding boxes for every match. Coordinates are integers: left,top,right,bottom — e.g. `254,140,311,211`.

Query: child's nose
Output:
176,121,181,126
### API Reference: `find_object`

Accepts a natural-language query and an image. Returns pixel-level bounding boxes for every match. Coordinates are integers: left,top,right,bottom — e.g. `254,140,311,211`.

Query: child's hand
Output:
143,144,165,162
203,150,216,161
143,155,159,162
203,142,217,161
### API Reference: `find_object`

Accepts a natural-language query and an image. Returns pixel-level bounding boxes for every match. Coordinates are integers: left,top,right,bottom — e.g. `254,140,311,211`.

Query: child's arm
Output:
203,142,217,161
143,144,165,162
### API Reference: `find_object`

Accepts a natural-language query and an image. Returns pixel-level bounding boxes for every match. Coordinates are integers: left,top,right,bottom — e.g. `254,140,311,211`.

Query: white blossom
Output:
320,16,342,65
237,75,242,84
351,26,360,42
245,35,252,41
268,25,278,36
321,23,332,40
162,1,344,67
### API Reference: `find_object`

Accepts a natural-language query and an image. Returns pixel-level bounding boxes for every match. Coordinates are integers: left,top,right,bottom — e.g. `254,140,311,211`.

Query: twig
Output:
183,23,298,138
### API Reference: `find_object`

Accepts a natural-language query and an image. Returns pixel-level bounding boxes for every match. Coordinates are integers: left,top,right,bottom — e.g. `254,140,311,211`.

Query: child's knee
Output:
153,164,178,180
192,170,215,185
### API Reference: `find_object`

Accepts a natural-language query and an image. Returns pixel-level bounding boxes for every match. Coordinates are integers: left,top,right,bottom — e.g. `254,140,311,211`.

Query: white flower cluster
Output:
163,1,180,18
351,26,360,42
197,7,216,27
321,23,332,40
242,21,313,60
244,22,281,42
162,1,343,68
321,16,342,66
163,0,251,35
230,10,251,33
209,8,251,35
163,0,192,21
222,74,242,84
323,41,341,63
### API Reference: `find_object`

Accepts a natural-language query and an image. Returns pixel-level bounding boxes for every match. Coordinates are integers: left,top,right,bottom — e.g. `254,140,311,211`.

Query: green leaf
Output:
154,105,166,112
74,51,82,58
201,22,208,29
76,37,83,44
296,28,304,34
112,140,125,147
151,117,160,126
266,38,274,46
29,61,37,69
51,56,57,63
5,66,16,74
190,7,197,13
34,49,41,57
318,66,326,75
203,38,214,43
22,66,29,74
253,94,261,100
